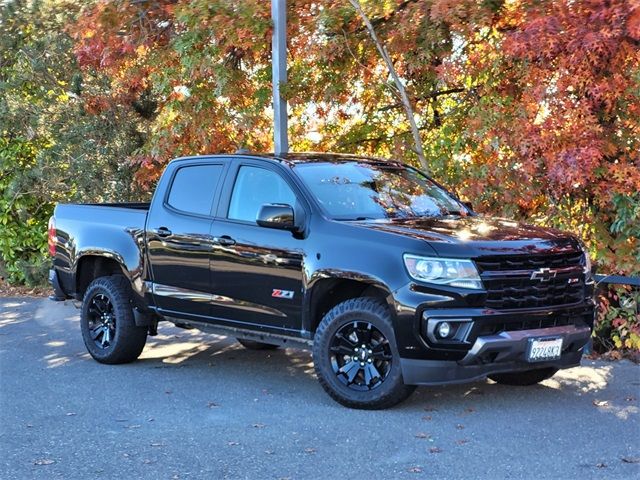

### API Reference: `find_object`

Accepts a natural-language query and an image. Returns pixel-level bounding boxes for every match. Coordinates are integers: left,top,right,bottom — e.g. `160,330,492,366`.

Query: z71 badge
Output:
272,289,294,299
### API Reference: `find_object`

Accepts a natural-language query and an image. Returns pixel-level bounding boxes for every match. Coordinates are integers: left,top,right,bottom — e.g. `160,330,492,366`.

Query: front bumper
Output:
391,280,595,361
400,324,590,385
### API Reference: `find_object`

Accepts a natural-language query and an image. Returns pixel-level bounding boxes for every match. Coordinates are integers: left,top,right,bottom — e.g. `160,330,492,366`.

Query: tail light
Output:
48,217,56,257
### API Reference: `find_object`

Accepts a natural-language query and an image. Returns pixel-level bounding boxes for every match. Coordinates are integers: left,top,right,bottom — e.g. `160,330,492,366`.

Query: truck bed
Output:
54,203,149,227
51,203,152,296
79,202,151,210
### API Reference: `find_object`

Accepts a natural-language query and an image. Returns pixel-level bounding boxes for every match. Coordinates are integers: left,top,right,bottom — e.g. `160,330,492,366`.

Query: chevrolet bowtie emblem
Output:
530,267,557,282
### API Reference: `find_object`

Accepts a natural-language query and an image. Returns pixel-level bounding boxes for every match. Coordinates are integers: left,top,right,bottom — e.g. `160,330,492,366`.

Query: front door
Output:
208,162,306,333
146,160,227,318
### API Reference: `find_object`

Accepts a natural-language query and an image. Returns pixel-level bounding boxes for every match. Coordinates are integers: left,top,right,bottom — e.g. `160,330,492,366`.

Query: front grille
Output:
477,315,570,336
476,252,586,310
475,307,593,337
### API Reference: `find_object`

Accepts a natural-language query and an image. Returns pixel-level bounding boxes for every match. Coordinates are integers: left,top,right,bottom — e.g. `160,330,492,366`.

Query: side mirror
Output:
462,201,474,212
257,203,296,231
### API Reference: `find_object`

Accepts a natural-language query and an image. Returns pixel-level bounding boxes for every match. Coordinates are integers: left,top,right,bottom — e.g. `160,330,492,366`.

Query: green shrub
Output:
594,284,640,357
0,139,51,286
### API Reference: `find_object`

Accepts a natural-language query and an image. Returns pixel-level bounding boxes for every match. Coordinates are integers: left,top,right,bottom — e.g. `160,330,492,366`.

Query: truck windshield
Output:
293,161,466,220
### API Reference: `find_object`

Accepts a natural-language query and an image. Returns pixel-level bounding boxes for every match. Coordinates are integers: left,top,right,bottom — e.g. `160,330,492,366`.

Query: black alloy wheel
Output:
86,293,117,349
330,321,392,391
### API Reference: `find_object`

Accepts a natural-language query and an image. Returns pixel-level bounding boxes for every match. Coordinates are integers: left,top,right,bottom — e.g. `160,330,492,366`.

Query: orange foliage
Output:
69,0,639,274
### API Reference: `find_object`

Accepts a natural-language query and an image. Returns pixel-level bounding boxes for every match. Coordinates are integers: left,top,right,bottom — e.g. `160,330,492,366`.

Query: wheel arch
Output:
75,254,128,299
304,274,395,335
76,256,156,327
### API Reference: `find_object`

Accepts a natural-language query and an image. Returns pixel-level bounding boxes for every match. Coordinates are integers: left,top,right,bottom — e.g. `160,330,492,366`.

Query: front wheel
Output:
80,275,148,364
489,367,558,386
312,297,415,410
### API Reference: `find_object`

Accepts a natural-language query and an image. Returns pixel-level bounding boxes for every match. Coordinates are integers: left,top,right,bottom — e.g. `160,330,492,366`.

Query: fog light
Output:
437,322,451,338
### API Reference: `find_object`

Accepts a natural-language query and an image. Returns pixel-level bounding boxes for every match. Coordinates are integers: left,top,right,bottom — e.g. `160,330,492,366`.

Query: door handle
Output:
213,235,236,246
151,227,173,238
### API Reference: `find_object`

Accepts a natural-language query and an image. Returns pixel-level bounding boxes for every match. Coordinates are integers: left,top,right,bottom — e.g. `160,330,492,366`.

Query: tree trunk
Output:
347,0,429,173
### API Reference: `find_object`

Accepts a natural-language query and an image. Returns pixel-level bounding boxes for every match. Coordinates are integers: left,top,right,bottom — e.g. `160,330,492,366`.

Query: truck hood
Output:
352,215,581,258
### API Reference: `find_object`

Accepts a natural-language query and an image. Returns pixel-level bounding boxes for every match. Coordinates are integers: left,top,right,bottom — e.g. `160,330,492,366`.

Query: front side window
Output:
167,164,223,216
293,161,466,220
228,166,296,223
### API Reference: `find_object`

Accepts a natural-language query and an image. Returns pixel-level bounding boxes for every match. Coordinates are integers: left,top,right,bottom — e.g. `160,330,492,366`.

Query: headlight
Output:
403,254,483,290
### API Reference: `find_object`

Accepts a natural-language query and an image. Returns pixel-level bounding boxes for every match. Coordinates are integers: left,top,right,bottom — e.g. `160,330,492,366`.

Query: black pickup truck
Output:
48,153,595,409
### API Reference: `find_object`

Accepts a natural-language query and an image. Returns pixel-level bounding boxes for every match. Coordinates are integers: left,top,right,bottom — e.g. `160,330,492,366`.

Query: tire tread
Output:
81,275,147,364
313,297,415,410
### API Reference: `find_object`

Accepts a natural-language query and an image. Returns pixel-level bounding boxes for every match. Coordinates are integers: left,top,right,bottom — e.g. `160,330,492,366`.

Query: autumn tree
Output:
71,0,638,276
435,0,640,274
2,0,639,289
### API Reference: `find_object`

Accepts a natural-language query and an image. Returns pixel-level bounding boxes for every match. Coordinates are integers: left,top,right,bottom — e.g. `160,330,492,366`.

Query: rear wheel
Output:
237,338,279,350
313,297,415,410
489,367,558,386
80,275,147,364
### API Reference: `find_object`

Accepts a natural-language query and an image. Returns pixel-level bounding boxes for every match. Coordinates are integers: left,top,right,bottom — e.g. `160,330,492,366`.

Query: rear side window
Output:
228,166,296,223
167,164,223,216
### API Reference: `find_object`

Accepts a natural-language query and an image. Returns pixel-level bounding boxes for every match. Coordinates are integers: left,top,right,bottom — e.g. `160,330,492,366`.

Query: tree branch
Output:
336,122,433,149
347,0,429,172
378,87,466,112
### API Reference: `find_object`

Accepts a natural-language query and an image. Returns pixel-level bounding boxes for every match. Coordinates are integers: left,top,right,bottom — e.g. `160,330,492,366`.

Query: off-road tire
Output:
313,297,416,409
237,338,279,350
489,367,558,386
81,275,148,364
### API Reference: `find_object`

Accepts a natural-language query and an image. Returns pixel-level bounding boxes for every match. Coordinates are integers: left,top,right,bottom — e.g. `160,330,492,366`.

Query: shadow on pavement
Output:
2,296,636,423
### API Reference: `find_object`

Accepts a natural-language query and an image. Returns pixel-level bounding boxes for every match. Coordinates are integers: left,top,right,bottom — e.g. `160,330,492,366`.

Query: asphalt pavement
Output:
1,297,639,480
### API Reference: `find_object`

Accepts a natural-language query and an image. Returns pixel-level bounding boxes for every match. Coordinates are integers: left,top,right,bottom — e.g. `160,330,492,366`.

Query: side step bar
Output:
164,316,313,350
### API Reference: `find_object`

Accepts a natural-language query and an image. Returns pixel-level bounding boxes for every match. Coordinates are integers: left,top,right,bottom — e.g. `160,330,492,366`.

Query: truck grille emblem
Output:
530,268,557,282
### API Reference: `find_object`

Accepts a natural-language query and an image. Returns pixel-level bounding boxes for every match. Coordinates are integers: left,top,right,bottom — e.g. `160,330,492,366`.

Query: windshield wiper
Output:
392,212,463,221
335,216,376,221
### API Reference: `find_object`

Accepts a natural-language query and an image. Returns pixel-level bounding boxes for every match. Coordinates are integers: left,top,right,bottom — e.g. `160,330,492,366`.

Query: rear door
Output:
146,159,228,318
208,159,307,333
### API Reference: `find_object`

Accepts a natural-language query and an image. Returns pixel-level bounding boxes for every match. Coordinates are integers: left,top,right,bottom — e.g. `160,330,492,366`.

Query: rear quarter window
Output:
167,164,223,216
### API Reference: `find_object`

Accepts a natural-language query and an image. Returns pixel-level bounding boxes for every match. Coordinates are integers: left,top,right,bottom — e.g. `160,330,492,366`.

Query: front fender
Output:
302,269,396,335
307,268,391,292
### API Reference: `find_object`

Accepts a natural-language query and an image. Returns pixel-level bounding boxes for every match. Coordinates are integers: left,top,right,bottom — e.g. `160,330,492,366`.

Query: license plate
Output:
526,337,563,362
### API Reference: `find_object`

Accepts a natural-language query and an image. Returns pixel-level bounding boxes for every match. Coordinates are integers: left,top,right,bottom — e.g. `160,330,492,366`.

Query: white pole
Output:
272,0,288,154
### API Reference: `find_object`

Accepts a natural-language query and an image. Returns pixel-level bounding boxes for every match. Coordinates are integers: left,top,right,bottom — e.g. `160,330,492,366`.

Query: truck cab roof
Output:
170,152,404,167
